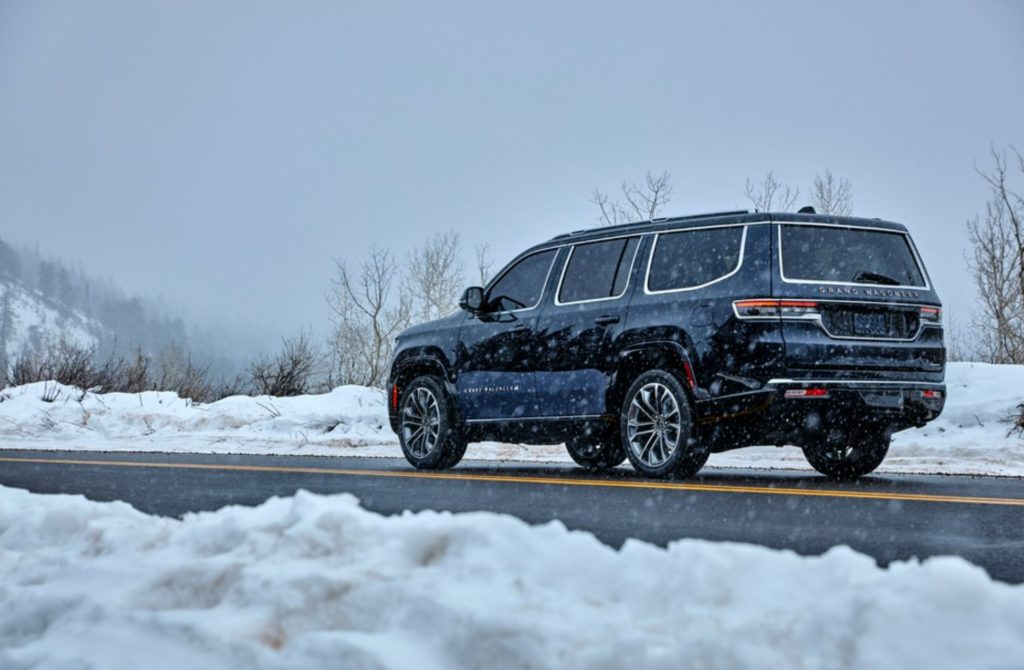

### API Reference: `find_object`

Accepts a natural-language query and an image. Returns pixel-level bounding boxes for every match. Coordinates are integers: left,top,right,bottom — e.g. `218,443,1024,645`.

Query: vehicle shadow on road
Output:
452,460,905,490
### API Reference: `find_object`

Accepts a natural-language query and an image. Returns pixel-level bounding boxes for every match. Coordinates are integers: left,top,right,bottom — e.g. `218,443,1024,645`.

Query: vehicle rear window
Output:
780,225,926,287
558,237,639,303
647,226,744,292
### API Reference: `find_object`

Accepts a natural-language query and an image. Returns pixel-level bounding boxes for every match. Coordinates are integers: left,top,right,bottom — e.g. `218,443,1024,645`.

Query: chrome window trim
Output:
904,233,936,289
508,220,772,263
486,230,651,292
483,248,559,315
776,222,931,291
554,236,642,306
482,219,766,309
643,224,748,295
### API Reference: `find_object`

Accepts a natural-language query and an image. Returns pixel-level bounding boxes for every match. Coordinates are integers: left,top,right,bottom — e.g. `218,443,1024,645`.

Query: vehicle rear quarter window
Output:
780,225,926,287
558,237,639,303
487,249,557,311
646,226,744,292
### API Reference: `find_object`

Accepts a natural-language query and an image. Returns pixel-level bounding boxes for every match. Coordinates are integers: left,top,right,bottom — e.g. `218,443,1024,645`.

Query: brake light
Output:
920,306,942,324
922,389,942,399
784,388,829,399
734,299,820,319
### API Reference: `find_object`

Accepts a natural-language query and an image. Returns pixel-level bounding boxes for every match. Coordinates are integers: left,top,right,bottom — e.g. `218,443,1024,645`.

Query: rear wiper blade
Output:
853,271,901,286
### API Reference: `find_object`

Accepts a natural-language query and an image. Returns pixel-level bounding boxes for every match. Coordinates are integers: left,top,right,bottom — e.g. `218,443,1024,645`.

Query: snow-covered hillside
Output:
0,362,1022,477
0,485,1021,669
0,279,100,363
0,237,196,373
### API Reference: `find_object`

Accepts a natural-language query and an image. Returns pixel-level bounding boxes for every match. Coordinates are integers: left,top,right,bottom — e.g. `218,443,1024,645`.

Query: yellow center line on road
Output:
2,455,1023,507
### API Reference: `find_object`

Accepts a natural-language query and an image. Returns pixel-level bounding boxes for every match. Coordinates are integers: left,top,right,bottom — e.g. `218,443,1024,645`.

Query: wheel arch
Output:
608,341,699,415
388,349,459,430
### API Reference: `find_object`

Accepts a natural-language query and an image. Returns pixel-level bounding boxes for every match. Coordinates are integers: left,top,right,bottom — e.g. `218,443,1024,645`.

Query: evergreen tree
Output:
0,287,15,379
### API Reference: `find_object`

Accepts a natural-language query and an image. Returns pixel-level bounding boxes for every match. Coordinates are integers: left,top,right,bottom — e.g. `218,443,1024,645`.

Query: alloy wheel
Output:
401,387,441,458
626,382,682,467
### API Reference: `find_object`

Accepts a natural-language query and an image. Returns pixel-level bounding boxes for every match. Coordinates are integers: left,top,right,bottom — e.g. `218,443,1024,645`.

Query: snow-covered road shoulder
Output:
0,382,393,453
1,485,1022,669
1,362,1023,477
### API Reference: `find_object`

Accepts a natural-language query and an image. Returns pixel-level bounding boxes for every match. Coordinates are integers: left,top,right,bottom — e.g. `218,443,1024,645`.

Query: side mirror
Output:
459,286,485,313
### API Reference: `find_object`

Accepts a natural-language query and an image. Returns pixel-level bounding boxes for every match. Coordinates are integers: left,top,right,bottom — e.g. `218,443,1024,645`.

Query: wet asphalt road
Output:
2,449,1022,583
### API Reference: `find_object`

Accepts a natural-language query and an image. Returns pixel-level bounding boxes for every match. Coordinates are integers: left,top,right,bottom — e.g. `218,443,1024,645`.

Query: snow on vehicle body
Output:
388,210,945,479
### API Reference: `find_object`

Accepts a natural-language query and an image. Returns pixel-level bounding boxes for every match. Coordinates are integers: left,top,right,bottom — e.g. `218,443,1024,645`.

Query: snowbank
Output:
1,485,1022,669
1,362,1023,477
0,382,391,453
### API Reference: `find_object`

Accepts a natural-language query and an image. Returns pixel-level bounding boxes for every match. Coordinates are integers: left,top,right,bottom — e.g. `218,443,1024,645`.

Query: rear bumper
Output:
696,378,945,450
764,378,945,427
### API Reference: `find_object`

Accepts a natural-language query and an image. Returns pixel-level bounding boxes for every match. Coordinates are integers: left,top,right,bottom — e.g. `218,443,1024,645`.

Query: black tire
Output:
802,426,890,480
619,369,708,479
565,426,627,471
397,376,467,470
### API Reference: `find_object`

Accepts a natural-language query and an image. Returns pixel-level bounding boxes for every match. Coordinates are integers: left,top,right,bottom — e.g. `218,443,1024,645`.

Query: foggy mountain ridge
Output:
0,235,193,372
0,275,100,367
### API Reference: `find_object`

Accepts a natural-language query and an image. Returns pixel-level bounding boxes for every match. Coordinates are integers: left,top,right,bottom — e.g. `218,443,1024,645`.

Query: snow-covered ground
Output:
1,362,1022,477
1,485,1022,669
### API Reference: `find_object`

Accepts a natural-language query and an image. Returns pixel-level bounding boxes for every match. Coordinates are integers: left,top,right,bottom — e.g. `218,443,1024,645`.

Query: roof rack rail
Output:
560,210,750,239
662,209,750,222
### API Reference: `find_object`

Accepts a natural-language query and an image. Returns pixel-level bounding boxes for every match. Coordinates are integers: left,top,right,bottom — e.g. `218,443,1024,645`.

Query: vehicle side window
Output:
487,249,557,311
559,237,639,303
647,226,744,292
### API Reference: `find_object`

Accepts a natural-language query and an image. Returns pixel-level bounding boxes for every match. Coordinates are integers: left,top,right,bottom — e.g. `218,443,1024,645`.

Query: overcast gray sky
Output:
1,1,1022,351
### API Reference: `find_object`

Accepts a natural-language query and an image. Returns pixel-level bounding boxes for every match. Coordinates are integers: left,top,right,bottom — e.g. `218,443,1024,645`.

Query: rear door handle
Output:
594,315,620,326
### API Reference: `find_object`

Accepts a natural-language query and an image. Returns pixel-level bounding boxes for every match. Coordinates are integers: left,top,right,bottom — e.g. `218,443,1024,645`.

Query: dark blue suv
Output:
387,210,945,479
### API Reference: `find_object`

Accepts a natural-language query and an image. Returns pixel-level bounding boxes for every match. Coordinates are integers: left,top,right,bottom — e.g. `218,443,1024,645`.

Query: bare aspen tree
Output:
966,146,1024,364
744,171,799,212
810,170,854,215
591,170,674,226
944,314,971,363
328,276,372,386
327,248,411,388
475,242,493,286
406,230,464,322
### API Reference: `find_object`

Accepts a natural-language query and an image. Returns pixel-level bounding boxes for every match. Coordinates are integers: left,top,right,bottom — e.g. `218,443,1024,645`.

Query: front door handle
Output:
594,315,620,326
509,324,530,333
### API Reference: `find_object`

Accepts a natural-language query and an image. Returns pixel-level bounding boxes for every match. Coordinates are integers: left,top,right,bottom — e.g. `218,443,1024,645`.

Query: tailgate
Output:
772,221,945,375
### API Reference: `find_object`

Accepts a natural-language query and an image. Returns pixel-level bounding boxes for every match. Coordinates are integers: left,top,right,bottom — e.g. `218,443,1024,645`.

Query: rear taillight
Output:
920,306,942,324
922,389,943,399
733,299,820,319
784,388,830,399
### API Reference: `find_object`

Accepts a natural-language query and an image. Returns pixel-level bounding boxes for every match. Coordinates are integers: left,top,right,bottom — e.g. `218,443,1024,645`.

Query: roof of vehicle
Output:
537,210,910,250
483,210,915,290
